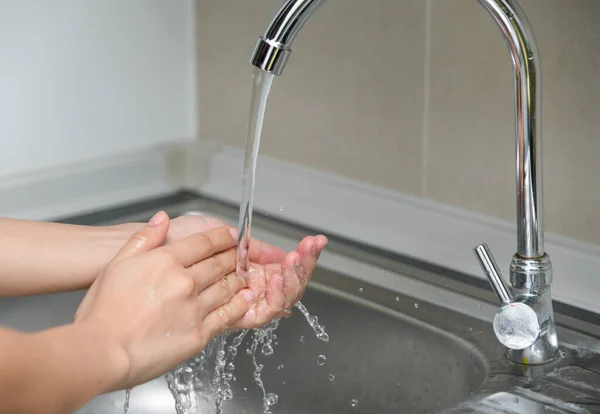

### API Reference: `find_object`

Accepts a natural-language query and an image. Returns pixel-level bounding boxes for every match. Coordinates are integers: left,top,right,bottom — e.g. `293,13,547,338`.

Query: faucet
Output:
249,0,558,365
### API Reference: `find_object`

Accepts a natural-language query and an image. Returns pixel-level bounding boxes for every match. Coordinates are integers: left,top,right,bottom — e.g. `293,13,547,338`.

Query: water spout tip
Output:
250,37,291,76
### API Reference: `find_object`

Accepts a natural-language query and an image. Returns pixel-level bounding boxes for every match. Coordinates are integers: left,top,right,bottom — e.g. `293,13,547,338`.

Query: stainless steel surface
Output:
251,0,553,364
1,197,599,413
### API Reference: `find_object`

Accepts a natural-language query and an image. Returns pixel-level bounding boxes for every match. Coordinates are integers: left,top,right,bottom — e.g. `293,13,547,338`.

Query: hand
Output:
167,214,287,265
233,234,328,330
167,213,329,330
74,211,255,390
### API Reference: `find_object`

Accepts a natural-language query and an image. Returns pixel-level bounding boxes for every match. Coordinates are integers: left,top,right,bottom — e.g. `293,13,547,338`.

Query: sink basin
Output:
1,192,599,414
0,268,487,414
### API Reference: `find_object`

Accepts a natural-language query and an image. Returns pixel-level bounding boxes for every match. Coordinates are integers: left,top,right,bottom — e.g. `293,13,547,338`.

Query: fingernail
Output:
228,227,239,240
148,211,164,226
241,289,255,303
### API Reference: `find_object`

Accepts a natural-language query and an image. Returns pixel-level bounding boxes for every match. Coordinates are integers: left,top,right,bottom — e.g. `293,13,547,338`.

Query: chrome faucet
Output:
249,0,558,365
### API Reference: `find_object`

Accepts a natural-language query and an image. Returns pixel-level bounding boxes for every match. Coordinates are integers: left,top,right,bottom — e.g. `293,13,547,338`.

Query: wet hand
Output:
74,212,255,390
166,214,287,265
232,234,328,330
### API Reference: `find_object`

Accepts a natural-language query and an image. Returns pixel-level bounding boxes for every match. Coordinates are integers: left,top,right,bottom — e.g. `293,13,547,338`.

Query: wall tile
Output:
196,0,426,194
427,0,600,245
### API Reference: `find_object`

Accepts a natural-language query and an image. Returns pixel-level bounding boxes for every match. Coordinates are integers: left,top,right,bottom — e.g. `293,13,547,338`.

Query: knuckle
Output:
196,233,216,254
158,251,178,268
129,233,149,246
218,277,232,297
218,306,231,324
225,249,237,268
179,274,196,296
209,255,224,275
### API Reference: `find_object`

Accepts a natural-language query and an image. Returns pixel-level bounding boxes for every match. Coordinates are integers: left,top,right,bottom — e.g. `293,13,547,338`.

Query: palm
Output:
167,214,327,329
232,235,326,330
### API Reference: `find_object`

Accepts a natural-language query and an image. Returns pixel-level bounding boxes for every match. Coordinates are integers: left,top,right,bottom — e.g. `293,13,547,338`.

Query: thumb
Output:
112,211,170,263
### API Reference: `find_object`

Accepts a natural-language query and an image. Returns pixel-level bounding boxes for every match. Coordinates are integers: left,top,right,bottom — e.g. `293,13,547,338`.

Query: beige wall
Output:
196,0,600,246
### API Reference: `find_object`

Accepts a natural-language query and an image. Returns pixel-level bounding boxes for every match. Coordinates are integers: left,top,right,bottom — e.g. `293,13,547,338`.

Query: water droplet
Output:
222,388,233,400
528,53,534,61
414,303,419,308
227,362,235,370
266,393,279,406
351,399,359,407
277,364,284,370
243,387,248,392
329,374,336,382
279,206,284,212
358,287,364,293
395,296,400,301
317,355,327,366
299,335,305,343
317,331,330,342
262,343,274,356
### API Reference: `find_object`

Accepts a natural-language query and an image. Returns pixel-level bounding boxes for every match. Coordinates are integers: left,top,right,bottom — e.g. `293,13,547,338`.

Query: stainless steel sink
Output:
1,193,600,414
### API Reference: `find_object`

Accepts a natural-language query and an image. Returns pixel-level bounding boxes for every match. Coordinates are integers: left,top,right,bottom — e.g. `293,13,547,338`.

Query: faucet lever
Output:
473,243,512,305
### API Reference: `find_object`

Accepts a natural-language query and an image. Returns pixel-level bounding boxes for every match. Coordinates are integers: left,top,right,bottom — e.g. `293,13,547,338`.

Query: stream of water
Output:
163,67,329,414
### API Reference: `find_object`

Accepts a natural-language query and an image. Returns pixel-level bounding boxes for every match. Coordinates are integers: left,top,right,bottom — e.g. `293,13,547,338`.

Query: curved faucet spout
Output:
251,0,542,259
251,0,557,364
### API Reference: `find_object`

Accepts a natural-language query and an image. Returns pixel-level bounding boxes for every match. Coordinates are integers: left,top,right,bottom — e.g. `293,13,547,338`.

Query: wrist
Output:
45,322,131,394
77,321,131,392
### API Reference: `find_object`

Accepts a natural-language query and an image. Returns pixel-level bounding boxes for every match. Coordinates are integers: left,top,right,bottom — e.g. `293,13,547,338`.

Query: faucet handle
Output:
473,243,512,304
473,243,540,350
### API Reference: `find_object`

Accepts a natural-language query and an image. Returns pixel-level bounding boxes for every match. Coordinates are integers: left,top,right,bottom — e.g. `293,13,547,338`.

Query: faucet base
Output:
507,254,559,365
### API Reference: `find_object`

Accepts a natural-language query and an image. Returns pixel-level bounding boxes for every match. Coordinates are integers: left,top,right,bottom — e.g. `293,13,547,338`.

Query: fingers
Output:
197,272,248,316
281,235,328,309
248,239,287,264
264,269,285,314
112,211,170,263
203,289,255,337
187,248,237,293
164,227,237,268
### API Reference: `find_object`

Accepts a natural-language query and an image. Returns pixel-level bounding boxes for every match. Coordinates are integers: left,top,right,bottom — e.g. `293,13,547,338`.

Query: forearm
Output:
0,218,142,296
0,324,126,414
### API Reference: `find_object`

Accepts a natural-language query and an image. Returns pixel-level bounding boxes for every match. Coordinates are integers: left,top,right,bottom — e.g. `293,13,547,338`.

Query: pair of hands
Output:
74,211,327,390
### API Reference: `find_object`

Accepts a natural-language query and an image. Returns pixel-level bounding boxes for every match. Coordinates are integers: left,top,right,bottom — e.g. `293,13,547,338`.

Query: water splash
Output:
295,301,329,342
247,319,281,413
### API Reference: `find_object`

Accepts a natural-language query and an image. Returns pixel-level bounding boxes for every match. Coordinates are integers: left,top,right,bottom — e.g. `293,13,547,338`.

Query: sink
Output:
0,266,488,414
1,192,599,414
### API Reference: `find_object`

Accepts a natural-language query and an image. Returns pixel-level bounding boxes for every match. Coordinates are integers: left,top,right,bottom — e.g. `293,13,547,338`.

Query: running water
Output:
237,67,274,274
165,67,329,414
123,389,130,413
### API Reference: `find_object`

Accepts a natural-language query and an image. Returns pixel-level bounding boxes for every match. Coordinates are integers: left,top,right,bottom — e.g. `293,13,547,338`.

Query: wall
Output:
196,0,600,246
0,0,197,178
